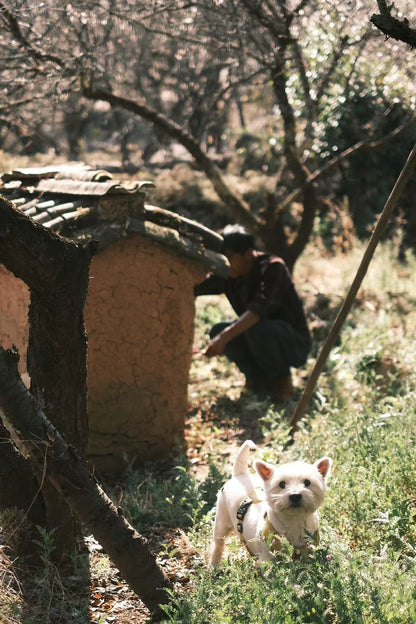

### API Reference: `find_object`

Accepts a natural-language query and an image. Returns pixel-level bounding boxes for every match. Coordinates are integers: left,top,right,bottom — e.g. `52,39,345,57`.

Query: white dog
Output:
209,440,332,565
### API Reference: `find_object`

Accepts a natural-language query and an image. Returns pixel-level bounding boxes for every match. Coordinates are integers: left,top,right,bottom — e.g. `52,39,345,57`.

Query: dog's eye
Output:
279,481,286,489
304,479,311,487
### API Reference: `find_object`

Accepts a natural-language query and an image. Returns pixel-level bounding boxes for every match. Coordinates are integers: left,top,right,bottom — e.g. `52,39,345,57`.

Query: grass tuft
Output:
161,240,416,623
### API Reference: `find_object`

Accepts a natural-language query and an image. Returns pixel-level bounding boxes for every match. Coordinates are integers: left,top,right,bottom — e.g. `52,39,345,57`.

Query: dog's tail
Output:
232,440,256,477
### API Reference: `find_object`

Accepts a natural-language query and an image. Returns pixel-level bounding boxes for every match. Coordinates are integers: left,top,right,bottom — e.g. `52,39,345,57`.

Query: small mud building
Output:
0,164,227,473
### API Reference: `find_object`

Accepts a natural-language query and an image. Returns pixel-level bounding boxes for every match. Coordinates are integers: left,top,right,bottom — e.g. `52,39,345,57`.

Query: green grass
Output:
117,460,226,533
159,241,416,623
2,240,416,623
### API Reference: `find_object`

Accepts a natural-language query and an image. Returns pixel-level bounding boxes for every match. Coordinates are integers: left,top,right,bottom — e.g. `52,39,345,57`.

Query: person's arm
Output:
194,273,226,296
204,310,260,357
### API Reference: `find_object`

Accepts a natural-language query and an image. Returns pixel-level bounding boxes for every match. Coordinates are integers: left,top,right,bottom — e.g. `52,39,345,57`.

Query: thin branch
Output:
203,66,266,129
0,2,65,67
290,39,316,132
239,0,291,41
289,142,416,431
83,83,263,232
315,35,351,105
377,0,390,15
0,94,53,114
280,122,412,211
294,0,312,15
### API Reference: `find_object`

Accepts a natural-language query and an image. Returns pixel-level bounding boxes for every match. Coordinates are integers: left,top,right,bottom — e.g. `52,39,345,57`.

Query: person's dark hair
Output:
221,225,255,253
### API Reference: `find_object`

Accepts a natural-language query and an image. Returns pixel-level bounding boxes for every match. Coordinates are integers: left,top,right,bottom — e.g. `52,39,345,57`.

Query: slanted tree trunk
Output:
0,195,96,557
0,346,171,621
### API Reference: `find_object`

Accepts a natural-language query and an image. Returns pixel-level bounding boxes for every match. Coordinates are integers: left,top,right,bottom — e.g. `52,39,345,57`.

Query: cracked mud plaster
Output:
0,265,30,375
0,234,206,474
86,234,206,474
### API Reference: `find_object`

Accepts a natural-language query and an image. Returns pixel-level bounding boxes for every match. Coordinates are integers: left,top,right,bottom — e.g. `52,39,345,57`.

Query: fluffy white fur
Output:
209,440,332,565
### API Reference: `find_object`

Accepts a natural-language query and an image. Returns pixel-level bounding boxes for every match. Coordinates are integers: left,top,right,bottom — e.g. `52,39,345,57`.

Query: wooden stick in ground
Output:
0,346,171,622
290,142,416,432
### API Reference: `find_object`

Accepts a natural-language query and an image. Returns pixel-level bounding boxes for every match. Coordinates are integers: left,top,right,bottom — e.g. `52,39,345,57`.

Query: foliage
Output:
160,240,416,623
1,239,416,622
118,460,226,534
320,83,416,247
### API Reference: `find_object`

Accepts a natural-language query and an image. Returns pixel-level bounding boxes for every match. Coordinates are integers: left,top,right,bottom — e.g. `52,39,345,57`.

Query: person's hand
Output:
204,333,228,357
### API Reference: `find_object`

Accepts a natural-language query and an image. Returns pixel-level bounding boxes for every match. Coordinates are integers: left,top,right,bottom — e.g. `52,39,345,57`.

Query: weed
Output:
162,241,416,623
118,459,225,533
3,239,416,622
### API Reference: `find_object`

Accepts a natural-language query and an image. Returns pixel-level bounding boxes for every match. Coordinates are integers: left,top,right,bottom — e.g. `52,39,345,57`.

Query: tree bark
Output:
0,346,171,621
0,196,96,556
371,13,416,48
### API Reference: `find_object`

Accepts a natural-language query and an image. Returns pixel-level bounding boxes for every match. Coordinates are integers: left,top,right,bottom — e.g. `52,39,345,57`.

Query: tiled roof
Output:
0,163,228,275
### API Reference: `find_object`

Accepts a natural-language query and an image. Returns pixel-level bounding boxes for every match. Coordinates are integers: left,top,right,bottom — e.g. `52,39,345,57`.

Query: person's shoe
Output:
245,377,271,396
275,374,295,402
245,378,256,391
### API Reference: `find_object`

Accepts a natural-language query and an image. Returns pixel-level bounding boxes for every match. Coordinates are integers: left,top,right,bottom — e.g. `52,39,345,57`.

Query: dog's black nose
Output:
289,493,302,506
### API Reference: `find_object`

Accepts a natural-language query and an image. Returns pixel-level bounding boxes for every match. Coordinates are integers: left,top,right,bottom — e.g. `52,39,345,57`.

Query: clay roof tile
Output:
0,163,228,275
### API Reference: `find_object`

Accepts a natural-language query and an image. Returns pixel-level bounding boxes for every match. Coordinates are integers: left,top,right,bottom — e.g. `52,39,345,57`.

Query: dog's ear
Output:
314,457,332,481
255,459,274,482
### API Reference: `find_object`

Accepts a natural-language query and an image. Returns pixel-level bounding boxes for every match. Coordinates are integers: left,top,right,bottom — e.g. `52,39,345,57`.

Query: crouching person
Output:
194,225,311,402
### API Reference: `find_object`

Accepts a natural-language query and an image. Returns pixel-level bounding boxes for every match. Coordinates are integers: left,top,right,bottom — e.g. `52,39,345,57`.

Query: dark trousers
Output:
210,319,311,385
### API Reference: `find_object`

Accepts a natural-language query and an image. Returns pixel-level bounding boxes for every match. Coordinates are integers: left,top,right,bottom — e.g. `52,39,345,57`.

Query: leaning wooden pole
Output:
290,143,416,432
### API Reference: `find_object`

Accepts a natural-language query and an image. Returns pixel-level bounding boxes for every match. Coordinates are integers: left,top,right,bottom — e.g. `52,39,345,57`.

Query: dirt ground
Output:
1,305,299,624
87,359,295,624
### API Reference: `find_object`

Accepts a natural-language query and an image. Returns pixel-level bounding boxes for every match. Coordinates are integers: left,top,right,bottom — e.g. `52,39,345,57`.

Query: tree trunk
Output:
0,347,171,621
83,85,263,235
0,196,96,557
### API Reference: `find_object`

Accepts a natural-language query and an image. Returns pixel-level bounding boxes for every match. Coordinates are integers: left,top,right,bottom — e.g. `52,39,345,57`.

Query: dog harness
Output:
236,489,263,534
236,493,320,556
236,498,253,534
236,491,283,553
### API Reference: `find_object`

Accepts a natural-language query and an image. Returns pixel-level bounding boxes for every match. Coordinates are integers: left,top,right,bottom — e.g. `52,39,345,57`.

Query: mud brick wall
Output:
0,237,206,473
0,265,30,377
86,234,206,473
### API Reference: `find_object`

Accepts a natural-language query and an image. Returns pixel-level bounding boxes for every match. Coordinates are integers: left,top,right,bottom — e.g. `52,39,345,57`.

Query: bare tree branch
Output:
0,1,64,66
83,83,263,233
280,121,412,211
371,5,416,48
0,346,171,621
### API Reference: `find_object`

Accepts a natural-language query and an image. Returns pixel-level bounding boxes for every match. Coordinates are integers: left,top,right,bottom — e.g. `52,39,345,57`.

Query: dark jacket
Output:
195,251,310,336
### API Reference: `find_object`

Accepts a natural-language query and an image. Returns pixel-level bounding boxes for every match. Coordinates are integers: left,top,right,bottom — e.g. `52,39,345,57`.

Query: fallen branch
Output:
0,346,171,621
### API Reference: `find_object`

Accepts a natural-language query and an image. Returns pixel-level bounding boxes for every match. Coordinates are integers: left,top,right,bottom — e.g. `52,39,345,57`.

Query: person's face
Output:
224,249,253,278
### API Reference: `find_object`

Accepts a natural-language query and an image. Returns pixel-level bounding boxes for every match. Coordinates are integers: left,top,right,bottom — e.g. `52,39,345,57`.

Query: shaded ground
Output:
86,351,302,623
0,296,315,623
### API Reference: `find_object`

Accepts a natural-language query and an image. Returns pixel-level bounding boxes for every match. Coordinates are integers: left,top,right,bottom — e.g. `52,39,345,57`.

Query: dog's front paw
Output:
292,543,316,560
